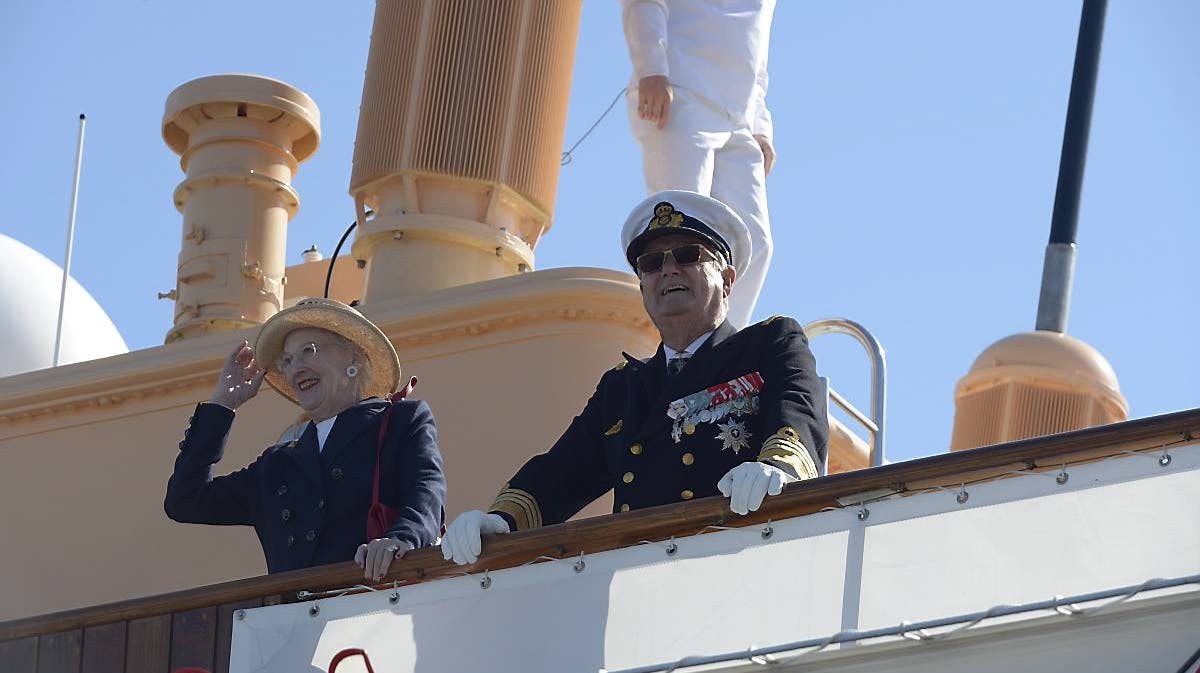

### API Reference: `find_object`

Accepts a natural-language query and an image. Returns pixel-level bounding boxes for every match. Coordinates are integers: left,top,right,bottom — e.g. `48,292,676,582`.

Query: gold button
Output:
619,503,630,512
622,471,635,484
681,452,694,465
680,489,694,500
629,443,642,455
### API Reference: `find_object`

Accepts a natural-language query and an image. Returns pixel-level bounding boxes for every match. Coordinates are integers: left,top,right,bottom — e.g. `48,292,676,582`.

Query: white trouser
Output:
628,88,772,329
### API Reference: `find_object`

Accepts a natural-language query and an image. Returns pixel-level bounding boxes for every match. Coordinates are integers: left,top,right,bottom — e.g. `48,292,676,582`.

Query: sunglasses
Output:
635,243,719,274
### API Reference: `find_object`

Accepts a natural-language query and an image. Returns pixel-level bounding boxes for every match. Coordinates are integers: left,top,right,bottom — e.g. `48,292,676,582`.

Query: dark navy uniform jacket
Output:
165,398,446,574
489,316,828,530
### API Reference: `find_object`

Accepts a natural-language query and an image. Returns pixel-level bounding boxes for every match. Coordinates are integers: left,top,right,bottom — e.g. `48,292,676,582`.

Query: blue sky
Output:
1,1,1196,462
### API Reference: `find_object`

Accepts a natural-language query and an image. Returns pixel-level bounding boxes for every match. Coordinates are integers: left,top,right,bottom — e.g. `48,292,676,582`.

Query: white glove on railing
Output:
717,462,796,515
441,510,511,565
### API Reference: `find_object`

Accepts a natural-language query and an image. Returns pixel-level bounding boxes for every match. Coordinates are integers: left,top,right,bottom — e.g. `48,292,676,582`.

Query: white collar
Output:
663,330,714,362
313,416,337,452
306,398,382,452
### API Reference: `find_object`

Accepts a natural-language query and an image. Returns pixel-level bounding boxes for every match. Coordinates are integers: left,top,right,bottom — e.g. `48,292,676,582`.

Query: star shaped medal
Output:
715,419,752,454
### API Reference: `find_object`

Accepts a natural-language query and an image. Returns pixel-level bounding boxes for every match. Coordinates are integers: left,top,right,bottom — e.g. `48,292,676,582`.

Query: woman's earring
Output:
346,365,358,378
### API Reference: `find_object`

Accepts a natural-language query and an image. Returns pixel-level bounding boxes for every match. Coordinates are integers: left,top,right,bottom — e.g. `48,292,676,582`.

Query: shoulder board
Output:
611,360,628,371
759,315,786,326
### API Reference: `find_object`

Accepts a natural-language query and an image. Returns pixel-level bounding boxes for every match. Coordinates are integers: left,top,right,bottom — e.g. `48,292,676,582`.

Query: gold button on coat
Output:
680,489,694,500
681,453,695,465
622,471,635,484
629,443,643,455
619,504,630,512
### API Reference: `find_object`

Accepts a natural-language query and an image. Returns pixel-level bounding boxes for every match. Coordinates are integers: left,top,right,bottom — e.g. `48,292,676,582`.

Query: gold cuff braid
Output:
489,487,543,531
757,426,819,480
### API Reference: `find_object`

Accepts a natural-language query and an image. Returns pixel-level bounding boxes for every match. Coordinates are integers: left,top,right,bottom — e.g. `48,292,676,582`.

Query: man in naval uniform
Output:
441,191,827,565
622,0,777,329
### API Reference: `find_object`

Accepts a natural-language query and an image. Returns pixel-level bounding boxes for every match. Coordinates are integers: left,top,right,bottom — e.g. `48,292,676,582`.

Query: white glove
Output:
717,462,796,515
441,510,511,565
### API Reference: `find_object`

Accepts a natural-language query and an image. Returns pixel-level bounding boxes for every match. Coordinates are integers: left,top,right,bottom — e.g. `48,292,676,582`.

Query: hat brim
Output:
255,300,401,405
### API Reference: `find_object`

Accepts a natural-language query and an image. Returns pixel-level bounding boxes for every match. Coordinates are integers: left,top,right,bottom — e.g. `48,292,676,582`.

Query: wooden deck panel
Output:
81,622,125,673
0,636,38,673
36,629,81,673
169,607,216,673
125,616,170,673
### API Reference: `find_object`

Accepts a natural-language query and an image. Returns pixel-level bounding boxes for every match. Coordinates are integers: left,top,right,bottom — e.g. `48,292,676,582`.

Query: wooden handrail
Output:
3,407,1197,641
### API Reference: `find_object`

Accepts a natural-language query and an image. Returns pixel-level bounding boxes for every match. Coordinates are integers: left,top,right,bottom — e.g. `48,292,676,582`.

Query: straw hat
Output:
255,298,401,404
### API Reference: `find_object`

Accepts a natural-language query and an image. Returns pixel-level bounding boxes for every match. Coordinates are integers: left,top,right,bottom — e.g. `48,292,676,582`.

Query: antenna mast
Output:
1035,0,1108,333
53,113,87,366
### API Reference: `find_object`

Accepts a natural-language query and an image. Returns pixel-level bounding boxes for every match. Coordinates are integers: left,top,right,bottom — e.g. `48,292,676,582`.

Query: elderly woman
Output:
165,298,445,581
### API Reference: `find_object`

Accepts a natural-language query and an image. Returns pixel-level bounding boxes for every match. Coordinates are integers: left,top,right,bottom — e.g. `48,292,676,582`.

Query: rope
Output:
561,86,628,166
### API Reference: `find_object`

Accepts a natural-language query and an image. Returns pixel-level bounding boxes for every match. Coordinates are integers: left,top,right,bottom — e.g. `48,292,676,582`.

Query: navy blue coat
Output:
489,317,828,530
165,399,446,574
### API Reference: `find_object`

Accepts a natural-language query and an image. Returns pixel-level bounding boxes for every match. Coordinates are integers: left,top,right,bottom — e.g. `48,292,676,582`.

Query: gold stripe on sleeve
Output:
757,426,819,480
489,488,543,531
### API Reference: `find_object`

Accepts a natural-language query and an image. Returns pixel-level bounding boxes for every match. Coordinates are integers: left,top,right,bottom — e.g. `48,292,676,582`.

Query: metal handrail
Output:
804,318,887,467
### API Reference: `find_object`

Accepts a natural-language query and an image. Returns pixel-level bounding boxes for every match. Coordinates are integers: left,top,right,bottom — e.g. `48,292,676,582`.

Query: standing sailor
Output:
441,191,827,565
623,0,777,328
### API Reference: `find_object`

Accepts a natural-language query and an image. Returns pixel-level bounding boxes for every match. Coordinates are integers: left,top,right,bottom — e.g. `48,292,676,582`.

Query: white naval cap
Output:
621,190,752,278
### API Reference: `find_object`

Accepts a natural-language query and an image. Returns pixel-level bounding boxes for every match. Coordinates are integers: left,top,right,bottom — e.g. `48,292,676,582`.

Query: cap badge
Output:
648,202,684,230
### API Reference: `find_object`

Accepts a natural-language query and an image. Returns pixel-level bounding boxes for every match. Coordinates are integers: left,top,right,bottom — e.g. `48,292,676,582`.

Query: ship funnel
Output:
161,74,320,342
348,0,582,304
950,0,1126,449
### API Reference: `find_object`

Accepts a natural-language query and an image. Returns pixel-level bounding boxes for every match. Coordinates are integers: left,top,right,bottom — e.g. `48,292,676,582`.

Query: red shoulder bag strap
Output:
329,648,376,673
366,376,418,540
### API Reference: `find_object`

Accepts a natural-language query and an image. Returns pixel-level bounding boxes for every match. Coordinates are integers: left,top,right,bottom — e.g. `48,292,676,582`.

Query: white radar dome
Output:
0,234,128,377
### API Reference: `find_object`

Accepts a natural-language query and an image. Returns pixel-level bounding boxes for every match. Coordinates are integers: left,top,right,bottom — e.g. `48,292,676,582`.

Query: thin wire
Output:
296,584,379,600
561,86,628,166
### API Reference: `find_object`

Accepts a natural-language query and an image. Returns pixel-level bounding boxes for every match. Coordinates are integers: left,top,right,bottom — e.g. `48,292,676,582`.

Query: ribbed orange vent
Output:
349,1,423,192
949,331,1128,451
504,3,580,214
1011,385,1096,435
950,383,1115,449
950,386,1007,450
350,0,581,220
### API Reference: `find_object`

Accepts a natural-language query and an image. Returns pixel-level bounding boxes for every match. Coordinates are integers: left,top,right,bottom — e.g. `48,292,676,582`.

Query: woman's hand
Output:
209,340,266,411
355,538,414,581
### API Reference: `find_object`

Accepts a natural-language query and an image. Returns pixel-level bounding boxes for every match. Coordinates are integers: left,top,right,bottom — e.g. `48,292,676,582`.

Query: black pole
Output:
324,219,359,299
1048,0,1108,245
1035,0,1108,331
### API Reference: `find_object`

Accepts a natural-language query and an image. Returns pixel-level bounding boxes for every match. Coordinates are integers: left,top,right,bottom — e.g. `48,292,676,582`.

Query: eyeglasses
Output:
635,244,718,274
275,342,342,371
